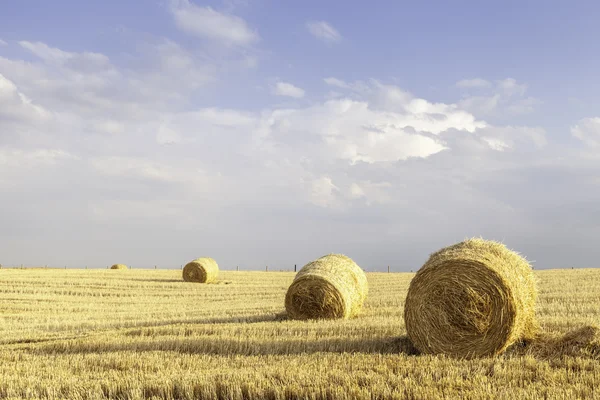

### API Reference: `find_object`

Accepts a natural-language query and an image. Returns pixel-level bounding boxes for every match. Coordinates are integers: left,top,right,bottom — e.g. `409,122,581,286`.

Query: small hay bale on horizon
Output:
285,253,368,320
110,264,128,270
404,238,538,359
183,257,219,283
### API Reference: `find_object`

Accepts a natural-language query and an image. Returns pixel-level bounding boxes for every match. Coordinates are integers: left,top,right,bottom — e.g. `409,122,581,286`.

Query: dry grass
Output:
405,238,538,358
0,268,599,399
183,258,219,283
285,254,368,320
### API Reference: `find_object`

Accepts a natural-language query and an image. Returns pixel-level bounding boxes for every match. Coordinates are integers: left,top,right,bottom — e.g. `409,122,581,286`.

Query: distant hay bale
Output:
404,238,538,358
183,257,219,283
285,254,368,320
110,264,128,270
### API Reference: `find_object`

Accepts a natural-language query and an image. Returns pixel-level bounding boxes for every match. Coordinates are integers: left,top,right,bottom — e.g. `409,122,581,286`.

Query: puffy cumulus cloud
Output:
253,99,449,164
272,81,305,98
457,78,540,117
571,117,600,147
169,0,258,46
252,84,485,166
306,21,342,44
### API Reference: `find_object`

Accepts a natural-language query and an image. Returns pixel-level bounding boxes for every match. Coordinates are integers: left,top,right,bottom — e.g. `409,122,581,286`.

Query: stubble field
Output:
0,268,599,399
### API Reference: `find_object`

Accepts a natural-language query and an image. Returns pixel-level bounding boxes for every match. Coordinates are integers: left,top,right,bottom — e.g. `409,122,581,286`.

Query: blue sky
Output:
1,0,600,270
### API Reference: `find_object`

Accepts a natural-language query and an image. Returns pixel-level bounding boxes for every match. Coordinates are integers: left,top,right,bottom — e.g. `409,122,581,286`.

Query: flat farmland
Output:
0,269,599,399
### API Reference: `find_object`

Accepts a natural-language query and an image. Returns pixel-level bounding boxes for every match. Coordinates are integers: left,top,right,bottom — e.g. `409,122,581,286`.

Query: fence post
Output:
155,265,157,270
236,266,239,271
266,265,268,272
294,264,297,272
388,265,390,273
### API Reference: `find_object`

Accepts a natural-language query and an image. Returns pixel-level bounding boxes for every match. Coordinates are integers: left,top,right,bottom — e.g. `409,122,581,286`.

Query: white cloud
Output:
481,137,510,152
0,39,7,46
497,78,527,97
571,117,600,147
273,82,305,98
20,41,111,70
3,39,585,270
480,126,546,150
456,78,491,89
306,21,342,44
458,78,539,117
0,73,51,123
90,156,212,186
156,123,182,145
324,77,370,94
0,148,77,170
20,41,73,64
1,39,215,121
324,77,348,88
169,0,258,46
310,176,339,207
349,181,392,205
254,90,484,165
93,120,125,136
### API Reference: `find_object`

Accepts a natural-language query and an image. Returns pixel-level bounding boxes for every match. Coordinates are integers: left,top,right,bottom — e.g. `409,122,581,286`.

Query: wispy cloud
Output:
169,0,258,46
306,21,341,44
457,78,540,117
456,78,491,89
571,117,600,147
272,81,305,98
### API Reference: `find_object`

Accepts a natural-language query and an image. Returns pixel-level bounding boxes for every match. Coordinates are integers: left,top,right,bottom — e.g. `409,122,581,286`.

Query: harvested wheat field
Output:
0,268,599,400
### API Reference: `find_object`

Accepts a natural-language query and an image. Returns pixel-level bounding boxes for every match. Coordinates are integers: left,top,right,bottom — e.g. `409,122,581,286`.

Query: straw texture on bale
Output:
285,254,368,320
183,258,219,283
404,238,538,358
110,264,128,270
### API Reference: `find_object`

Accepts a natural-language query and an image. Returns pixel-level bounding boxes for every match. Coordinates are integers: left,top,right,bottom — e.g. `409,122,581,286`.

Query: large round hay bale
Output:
110,264,128,270
404,238,538,358
183,257,219,283
285,254,368,320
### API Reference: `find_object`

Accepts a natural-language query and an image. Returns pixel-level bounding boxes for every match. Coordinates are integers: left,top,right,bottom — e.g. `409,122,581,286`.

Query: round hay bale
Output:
285,254,368,320
404,238,538,358
183,257,219,283
110,264,128,270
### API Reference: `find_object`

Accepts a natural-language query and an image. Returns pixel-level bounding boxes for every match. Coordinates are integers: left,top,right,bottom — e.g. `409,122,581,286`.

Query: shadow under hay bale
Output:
404,238,538,359
110,264,128,270
183,258,219,283
285,254,368,320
